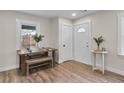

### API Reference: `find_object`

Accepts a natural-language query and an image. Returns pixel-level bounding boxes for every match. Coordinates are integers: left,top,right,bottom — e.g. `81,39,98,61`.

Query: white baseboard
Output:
96,64,124,76
0,62,124,76
0,65,19,72
74,60,124,76
58,60,63,64
106,66,124,76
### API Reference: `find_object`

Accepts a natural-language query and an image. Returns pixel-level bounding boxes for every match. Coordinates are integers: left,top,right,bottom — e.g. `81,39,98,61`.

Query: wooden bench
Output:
26,56,53,76
18,48,57,75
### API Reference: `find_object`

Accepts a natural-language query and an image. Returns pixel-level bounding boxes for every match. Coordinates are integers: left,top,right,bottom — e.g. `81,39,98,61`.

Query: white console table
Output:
91,50,108,74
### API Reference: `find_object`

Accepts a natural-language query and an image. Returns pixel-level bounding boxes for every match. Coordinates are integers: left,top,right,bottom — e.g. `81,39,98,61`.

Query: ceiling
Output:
17,10,99,19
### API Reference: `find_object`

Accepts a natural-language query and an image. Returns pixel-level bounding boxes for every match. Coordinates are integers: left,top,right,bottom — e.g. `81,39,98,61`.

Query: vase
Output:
36,43,39,49
95,46,102,52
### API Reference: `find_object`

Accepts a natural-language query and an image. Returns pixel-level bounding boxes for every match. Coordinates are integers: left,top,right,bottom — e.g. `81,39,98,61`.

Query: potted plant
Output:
33,33,44,48
93,36,104,51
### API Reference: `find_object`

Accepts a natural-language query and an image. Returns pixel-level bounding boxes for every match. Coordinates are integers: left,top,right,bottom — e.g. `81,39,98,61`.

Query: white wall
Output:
50,18,59,49
0,11,53,71
73,10,124,75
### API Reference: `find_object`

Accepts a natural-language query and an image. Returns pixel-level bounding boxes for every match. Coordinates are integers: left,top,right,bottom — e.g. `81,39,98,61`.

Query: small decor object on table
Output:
33,33,44,48
102,47,106,51
93,36,104,52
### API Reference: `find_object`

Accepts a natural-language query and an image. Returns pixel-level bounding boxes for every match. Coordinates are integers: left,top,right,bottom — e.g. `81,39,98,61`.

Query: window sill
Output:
118,53,124,56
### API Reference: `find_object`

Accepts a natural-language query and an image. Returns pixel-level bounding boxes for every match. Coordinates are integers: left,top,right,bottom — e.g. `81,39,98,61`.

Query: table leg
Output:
102,54,105,74
93,53,96,70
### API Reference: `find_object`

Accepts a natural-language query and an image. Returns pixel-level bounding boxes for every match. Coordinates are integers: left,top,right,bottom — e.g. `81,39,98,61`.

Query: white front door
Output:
61,24,73,62
74,22,91,65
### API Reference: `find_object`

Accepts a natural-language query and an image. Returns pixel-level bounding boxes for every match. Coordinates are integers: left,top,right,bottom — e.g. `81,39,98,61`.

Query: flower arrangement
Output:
33,33,44,47
93,36,104,51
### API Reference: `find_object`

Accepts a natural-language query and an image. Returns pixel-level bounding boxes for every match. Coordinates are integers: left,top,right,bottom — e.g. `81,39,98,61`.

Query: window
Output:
21,25,36,49
118,13,124,55
77,28,86,33
16,19,40,50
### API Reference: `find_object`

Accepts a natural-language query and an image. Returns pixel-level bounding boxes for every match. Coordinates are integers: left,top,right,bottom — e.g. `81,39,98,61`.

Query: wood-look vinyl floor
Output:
0,61,124,83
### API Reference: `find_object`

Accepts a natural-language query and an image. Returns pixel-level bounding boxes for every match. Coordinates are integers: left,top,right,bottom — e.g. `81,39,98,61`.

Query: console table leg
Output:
93,54,96,70
102,54,105,74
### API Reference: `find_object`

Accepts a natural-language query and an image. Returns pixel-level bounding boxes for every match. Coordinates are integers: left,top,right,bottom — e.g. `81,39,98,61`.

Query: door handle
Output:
86,42,89,47
86,45,89,47
63,44,66,47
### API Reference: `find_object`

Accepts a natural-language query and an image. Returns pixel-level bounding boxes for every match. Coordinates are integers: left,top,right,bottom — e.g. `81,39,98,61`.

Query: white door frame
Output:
59,23,73,63
73,20,92,65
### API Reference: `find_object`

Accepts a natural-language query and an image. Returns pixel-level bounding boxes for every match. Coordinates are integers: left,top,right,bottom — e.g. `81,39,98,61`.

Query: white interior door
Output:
61,24,73,62
74,22,91,65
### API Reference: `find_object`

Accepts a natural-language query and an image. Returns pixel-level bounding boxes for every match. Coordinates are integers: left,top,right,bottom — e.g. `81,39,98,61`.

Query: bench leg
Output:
51,59,54,68
26,64,29,76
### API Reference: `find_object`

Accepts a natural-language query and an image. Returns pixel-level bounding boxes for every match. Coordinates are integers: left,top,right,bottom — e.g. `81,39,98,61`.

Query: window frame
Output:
117,13,124,56
16,19,40,50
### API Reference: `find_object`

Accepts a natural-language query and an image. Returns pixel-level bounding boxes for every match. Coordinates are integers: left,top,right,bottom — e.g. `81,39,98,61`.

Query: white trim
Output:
58,23,62,63
117,13,121,55
75,60,91,65
106,66,124,76
96,64,124,76
16,19,40,50
73,20,91,26
0,65,19,72
117,53,124,56
0,62,124,76
117,13,124,55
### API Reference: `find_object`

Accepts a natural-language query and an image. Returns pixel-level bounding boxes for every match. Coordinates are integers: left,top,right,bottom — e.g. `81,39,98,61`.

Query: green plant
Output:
93,36,104,49
34,33,44,43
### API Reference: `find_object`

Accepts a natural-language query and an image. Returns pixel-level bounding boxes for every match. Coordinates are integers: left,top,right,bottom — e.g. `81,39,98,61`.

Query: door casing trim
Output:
59,24,73,63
